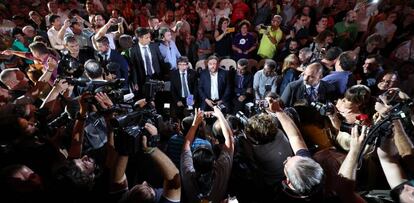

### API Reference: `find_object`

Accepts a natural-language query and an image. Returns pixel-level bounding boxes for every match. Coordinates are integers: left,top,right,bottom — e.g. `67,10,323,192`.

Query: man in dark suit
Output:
198,55,232,111
95,36,129,88
128,27,168,93
232,58,253,114
281,62,337,107
170,56,198,119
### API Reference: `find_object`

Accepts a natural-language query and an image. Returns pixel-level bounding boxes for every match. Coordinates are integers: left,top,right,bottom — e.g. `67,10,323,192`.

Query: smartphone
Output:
226,27,235,33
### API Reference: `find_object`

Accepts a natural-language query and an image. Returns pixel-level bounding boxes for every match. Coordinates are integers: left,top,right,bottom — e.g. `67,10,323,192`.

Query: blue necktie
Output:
181,72,189,97
144,47,153,76
309,87,317,102
239,75,244,89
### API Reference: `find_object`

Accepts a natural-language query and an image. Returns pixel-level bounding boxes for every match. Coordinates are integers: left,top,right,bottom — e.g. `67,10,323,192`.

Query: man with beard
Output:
91,14,124,51
334,10,358,51
275,39,299,63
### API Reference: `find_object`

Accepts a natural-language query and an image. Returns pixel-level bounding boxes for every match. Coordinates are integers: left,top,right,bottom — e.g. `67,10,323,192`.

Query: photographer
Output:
327,85,372,151
181,107,234,203
377,121,414,203
51,92,118,202
266,98,325,202
115,120,181,203
231,106,293,202
58,35,94,78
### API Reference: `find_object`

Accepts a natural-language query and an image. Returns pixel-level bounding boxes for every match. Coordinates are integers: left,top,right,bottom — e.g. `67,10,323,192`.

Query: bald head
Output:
22,25,36,38
303,63,323,86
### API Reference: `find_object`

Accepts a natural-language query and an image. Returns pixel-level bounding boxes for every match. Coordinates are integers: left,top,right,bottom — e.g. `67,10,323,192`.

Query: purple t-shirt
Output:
232,32,256,60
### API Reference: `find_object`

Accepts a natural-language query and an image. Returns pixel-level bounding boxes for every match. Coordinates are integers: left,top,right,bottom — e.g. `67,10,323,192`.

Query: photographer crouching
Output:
229,95,324,202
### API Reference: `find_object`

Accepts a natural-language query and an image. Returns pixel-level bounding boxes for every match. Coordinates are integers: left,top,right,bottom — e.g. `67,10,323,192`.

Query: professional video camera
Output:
34,107,75,139
244,100,269,117
310,102,335,116
144,80,169,102
357,98,414,169
83,78,128,104
58,56,84,77
111,108,162,155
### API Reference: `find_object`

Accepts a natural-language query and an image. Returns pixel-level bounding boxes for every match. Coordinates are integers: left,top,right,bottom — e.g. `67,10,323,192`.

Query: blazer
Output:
108,49,129,88
233,72,253,97
170,68,198,103
128,42,166,89
198,68,232,109
281,79,337,107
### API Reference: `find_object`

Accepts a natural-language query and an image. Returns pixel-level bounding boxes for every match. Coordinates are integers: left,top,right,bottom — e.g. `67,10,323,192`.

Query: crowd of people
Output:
0,0,414,202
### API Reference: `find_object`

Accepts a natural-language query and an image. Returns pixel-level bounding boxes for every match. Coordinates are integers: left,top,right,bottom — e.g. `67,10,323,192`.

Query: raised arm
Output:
213,106,234,151
268,98,307,152
143,124,181,200
38,57,58,83
183,108,204,151
337,125,367,203
67,92,91,159
377,134,408,189
58,19,71,41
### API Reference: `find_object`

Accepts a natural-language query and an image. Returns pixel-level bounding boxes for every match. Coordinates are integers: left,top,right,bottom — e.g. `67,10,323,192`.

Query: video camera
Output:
58,56,84,78
357,99,414,169
83,78,128,104
244,100,269,117
144,80,169,102
111,108,162,155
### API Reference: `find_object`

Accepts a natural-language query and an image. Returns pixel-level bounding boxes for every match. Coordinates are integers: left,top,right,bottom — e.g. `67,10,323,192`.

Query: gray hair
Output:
0,68,20,83
299,47,313,57
286,156,324,196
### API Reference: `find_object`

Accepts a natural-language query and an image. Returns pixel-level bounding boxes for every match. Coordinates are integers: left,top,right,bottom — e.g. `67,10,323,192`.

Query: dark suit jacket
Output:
170,69,198,104
281,79,336,107
108,49,129,88
128,42,167,89
233,72,253,97
198,68,232,109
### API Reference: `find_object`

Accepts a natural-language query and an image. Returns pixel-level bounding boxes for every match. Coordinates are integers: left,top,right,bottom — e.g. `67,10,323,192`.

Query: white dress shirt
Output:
138,43,155,75
210,72,219,100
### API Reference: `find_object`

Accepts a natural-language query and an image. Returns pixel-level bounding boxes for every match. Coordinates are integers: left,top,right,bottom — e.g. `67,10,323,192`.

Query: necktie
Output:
238,75,244,89
181,72,189,97
309,87,317,102
144,47,153,76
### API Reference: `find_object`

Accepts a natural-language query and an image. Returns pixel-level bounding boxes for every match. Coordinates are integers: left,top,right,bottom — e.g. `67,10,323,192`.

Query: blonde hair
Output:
282,54,299,73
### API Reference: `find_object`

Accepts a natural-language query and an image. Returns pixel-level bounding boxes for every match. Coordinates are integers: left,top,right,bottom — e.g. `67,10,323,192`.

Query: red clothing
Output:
231,2,250,25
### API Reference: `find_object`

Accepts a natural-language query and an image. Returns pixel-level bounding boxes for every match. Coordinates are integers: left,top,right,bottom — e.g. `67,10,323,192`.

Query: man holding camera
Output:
181,107,234,202
58,36,94,78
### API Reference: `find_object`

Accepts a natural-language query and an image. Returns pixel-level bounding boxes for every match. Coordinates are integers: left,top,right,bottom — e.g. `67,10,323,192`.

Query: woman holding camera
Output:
328,85,372,151
214,17,233,59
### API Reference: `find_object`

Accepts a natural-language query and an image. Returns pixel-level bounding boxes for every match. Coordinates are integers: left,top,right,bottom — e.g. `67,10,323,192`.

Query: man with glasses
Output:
170,56,198,119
